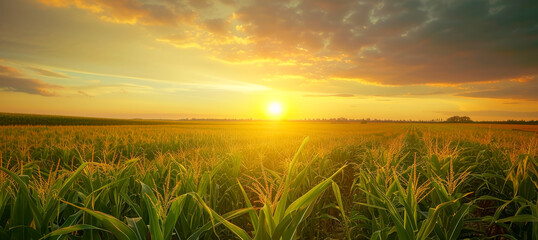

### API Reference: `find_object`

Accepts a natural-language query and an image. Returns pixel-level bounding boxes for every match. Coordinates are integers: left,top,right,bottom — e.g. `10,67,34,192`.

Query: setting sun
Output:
267,102,283,117
0,1,536,239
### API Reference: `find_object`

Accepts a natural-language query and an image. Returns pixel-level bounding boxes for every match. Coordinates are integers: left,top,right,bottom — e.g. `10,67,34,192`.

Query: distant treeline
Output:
291,119,538,125
295,116,538,125
1,112,536,126
0,113,176,126
443,116,538,125
477,120,538,125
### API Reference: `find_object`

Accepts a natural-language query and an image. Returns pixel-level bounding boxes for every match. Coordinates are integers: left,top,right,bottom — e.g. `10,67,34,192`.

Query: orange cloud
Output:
37,0,102,12
37,0,196,25
0,64,62,96
201,18,231,36
37,0,538,88
510,75,535,83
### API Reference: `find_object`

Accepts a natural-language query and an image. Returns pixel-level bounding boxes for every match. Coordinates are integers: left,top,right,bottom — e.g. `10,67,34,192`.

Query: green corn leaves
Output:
1,125,537,239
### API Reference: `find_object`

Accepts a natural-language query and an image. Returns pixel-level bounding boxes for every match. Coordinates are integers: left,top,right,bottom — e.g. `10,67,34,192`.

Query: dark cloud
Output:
217,0,236,6
0,64,62,96
234,0,538,85
339,0,538,85
187,0,213,9
202,18,231,36
175,0,537,87
37,0,538,92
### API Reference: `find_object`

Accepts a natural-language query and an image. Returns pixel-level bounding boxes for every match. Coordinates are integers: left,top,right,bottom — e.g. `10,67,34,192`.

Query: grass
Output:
0,119,537,239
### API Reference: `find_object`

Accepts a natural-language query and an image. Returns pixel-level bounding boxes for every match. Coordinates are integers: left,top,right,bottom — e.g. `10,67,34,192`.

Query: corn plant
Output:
0,122,536,239
0,162,88,239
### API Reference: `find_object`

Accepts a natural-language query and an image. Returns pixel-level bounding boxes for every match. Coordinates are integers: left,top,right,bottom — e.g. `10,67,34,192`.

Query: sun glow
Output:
267,102,283,118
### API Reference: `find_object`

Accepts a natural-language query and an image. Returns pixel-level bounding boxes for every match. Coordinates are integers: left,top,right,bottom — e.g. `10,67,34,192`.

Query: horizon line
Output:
1,112,536,123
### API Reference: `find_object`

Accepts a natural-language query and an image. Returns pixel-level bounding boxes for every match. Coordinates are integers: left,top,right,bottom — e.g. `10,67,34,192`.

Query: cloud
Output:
172,0,538,86
37,0,196,26
77,90,91,97
202,18,231,35
0,65,23,77
187,0,212,9
304,93,356,98
0,64,62,96
265,75,454,99
336,0,538,85
72,83,155,96
436,110,538,119
457,77,538,101
37,0,538,90
28,67,69,78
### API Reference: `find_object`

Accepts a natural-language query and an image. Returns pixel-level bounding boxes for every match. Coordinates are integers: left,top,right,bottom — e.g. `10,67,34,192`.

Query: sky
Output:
0,0,537,120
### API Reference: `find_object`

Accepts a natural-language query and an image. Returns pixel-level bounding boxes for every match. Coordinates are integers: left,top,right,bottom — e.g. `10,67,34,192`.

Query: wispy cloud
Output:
304,93,356,98
436,110,538,119
456,77,538,101
0,64,62,96
72,83,154,97
37,0,196,26
28,67,69,78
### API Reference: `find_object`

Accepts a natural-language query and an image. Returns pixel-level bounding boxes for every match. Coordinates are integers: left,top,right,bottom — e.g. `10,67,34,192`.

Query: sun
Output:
267,102,283,117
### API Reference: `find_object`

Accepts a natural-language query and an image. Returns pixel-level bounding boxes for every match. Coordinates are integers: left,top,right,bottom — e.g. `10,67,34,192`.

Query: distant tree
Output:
446,116,473,123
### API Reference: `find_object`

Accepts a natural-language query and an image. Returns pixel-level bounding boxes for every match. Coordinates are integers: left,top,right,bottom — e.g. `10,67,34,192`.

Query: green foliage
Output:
0,122,536,239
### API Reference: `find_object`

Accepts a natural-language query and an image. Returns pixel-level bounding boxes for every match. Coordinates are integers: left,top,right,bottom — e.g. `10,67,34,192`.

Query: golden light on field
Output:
267,102,284,118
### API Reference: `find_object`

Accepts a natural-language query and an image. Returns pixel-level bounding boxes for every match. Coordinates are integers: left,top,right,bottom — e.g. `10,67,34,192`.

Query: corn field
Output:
0,122,536,239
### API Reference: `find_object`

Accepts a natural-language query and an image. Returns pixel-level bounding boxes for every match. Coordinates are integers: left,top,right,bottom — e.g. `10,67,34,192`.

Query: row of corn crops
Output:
0,122,536,239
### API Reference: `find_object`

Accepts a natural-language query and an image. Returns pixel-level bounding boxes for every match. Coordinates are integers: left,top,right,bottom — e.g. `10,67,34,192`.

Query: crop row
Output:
0,123,536,239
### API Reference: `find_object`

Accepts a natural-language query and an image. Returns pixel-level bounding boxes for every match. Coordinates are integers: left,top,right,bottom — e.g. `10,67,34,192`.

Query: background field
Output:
0,119,537,239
